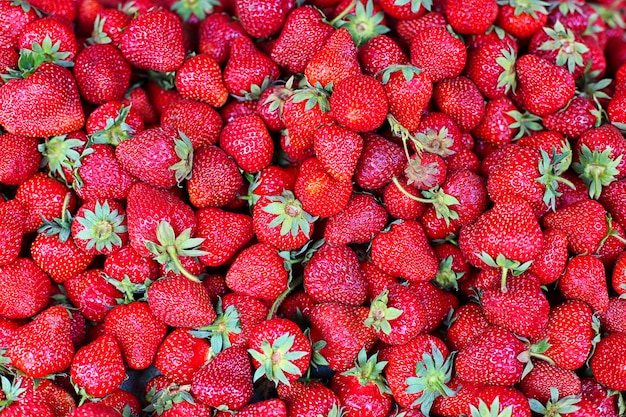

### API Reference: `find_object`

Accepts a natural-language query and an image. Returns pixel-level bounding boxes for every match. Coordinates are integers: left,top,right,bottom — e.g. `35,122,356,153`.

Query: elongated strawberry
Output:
0,258,50,320
187,145,243,209
175,53,228,108
223,36,280,97
0,133,40,186
324,193,388,245
382,64,431,133
305,28,361,88
559,255,609,314
313,124,363,182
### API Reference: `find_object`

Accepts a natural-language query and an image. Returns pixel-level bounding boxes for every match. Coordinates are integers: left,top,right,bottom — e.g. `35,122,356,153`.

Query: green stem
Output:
267,275,304,320
530,352,555,365
166,246,201,283
61,192,72,224
391,177,432,203
329,0,358,26
501,267,509,293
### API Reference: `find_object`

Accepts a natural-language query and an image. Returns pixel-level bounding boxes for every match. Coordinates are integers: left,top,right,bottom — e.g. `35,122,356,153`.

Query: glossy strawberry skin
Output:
324,193,388,245
188,145,243,209
70,334,126,398
0,133,40,186
330,75,389,133
590,332,626,391
155,329,210,385
74,44,132,105
0,258,51,320
219,114,274,173
559,255,609,314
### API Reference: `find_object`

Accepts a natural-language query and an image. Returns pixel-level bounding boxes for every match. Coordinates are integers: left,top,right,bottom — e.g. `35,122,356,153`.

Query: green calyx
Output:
168,131,194,185
74,201,127,253
496,0,549,19
234,76,274,102
104,274,150,305
516,337,554,378
10,0,44,17
342,348,391,395
529,387,581,417
413,127,456,158
38,135,86,185
405,343,456,417
264,76,296,119
507,110,543,140
318,403,345,417
476,252,533,293
90,105,136,146
0,375,27,409
304,328,329,371
392,0,432,13
144,221,207,283
572,144,622,200
262,191,316,239
334,0,390,47
495,46,518,95
470,397,513,417
190,300,242,355
144,384,195,415
2,36,72,82
147,70,177,91
87,14,112,45
37,192,74,243
538,20,590,74
364,289,403,335
171,0,221,21
391,178,460,226
248,333,309,386
405,154,442,190
380,64,422,84
536,146,575,211
433,256,465,291
290,81,331,113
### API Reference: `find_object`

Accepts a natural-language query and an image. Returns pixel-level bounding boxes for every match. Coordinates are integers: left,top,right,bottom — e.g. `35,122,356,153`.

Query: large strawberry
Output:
381,64,432,132
195,207,254,267
187,145,243,209
235,0,292,39
559,255,609,314
0,258,51,320
324,193,388,245
305,28,361,88
154,329,210,385
329,74,388,132
410,26,467,83
175,53,229,108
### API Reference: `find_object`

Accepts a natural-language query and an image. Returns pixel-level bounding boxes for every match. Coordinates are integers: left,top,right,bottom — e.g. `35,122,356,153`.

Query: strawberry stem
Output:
166,246,201,283
329,0,359,26
267,275,304,320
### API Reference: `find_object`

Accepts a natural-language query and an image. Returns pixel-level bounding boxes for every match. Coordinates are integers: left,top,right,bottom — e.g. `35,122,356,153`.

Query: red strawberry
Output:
433,76,486,132
358,34,409,76
371,220,439,283
446,303,491,351
324,193,387,245
119,9,185,72
237,399,287,417
313,124,363,182
282,85,334,150
104,244,159,285
195,207,253,267
247,318,311,386
0,1,39,49
528,228,569,285
187,145,243,209
103,302,167,370
330,74,388,132
529,389,601,417
87,9,131,46
8,306,74,378
223,36,280,97
277,380,340,417
466,41,518,100
474,387,532,417
74,43,132,105
99,390,141,416
175,54,229,108
219,114,274,173
155,329,210,385
445,0,498,35
543,96,598,140
395,11,447,46
559,255,609,314
235,0,291,38
192,346,253,410
496,0,548,39
294,157,353,218
197,12,245,64
381,64,432,132
0,200,26,267
519,360,582,403
65,269,122,323
354,133,405,190
86,101,144,146
0,258,50,320
581,377,622,417
410,26,467,83
148,275,216,328
71,199,128,256
305,28,361,88
67,403,121,417
70,334,126,399
378,0,429,20
0,133,40,186
600,297,626,334
18,16,77,61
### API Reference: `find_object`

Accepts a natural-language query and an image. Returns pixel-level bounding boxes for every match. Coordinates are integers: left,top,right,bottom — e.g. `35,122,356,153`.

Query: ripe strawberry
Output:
410,26,467,83
104,302,167,370
383,177,427,220
175,53,229,107
473,387,532,417
99,390,141,416
433,76,486,132
395,11,447,45
581,378,622,417
236,399,287,417
305,28,361,88
123,85,158,126
600,297,626,334
119,9,185,72
0,1,39,49
0,258,50,320
331,349,393,417
515,54,576,116
71,200,127,256
235,0,291,38
305,243,367,305
529,389,601,417
187,145,243,209
446,303,491,351
413,112,465,157
8,306,74,378
0,200,26,267
67,403,122,417
324,193,388,245
277,380,340,417
65,269,122,323
445,0,498,34
543,96,598,140
104,244,159,284
354,133,405,190
195,207,253,267
381,64,432,132
86,101,144,146
225,243,289,302
1,401,56,417
294,157,353,218
73,43,131,105
378,0,429,20
613,251,626,295
198,12,246,64
87,9,131,46
192,346,254,410
496,0,548,39
247,318,311,386
543,200,608,255
330,74,388,132
270,6,334,73
18,16,77,61
70,334,126,399
223,36,280,97
466,41,518,100
161,98,223,148
559,255,609,314
358,34,409,76
528,228,569,285
282,85,334,150
313,124,363,182
219,114,274,173
360,260,399,302
371,220,439,283
519,360,582,403
155,329,210,385
0,133,40,186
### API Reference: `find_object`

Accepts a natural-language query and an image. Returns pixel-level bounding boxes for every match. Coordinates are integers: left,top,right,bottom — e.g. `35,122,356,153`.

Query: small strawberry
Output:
313,124,363,182
104,244,159,285
294,157,353,218
434,76,486,132
383,177,426,220
378,0,430,20
496,0,548,39
223,36,280,97
329,74,388,132
187,145,243,209
86,101,144,146
198,12,246,64
519,360,581,403
154,329,210,385
410,26,467,83
559,255,609,314
0,258,50,320
175,53,229,108
195,207,253,267
324,193,388,245
381,64,432,132
354,133,406,191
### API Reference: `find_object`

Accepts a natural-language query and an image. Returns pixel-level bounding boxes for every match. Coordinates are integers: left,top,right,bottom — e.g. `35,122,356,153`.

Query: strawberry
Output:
18,16,77,61
237,399,287,417
305,243,367,305
86,101,144,146
381,64,432,132
294,157,353,218
247,166,298,204
446,303,491,351
71,200,128,256
161,98,223,148
530,388,602,417
115,126,193,189
65,269,122,323
0,133,40,186
445,0,498,34
73,43,131,105
528,228,569,285
87,9,131,46
198,12,246,64
413,112,465,158
305,28,361,88
0,200,26,267
381,334,453,414
580,378,622,417
331,349,393,417
383,177,426,220
410,281,460,333
277,380,340,417
358,35,409,76
119,9,185,72
195,207,253,267
223,36,280,97
235,0,291,38
559,255,609,314
8,306,74,378
0,258,50,320
0,1,39,49
599,178,626,227
67,403,122,417
282,85,334,150
613,251,626,295
192,346,254,410
187,145,243,209
175,53,229,108
473,97,518,149
600,297,626,334
313,124,363,183
155,329,210,385
324,193,388,245
247,318,311,386
520,360,581,403
70,334,126,399
330,74,388,132
99,390,141,416
473,387,532,417
395,11,447,45
410,26,467,83
371,220,439,283
496,0,548,39
459,196,543,292
378,0,430,20
103,302,167,370
515,54,575,116
433,76,486,132
1,401,56,417
466,41,518,100
542,96,598,140
354,133,405,191
104,244,159,284
219,114,274,173
123,85,158,126
360,260,399,302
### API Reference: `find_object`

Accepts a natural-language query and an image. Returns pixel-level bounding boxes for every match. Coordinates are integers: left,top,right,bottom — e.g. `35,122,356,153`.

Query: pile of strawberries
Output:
2,0,626,415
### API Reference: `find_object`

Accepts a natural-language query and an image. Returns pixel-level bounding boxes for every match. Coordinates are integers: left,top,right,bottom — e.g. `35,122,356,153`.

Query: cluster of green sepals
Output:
74,200,127,253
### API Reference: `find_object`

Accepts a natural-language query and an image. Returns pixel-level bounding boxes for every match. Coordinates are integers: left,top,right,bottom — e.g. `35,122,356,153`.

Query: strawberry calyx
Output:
536,146,575,211
496,0,549,19
529,387,581,417
387,114,415,155
364,289,403,335
516,338,554,378
507,110,543,140
381,64,423,85
248,333,309,386
233,76,274,102
549,0,584,16
10,0,45,17
144,383,194,416
572,144,622,199
87,14,113,45
90,105,136,146
147,70,177,91
168,131,194,185
304,328,329,372
476,252,533,292
37,192,74,243
590,2,626,32
413,127,456,158
38,134,87,185
392,0,433,13
262,191,316,239
104,274,151,305
2,36,72,82
264,76,296,119
144,221,208,283
469,397,514,417
0,375,27,410
322,403,346,417
342,348,391,396
392,178,460,225
495,45,518,95
607,389,626,417
433,256,465,291
405,343,456,416
537,20,590,74
596,214,626,252
404,153,442,189
290,82,331,113
190,300,242,355
74,200,127,253
71,376,95,407
170,0,221,22
334,0,390,47
576,67,611,102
